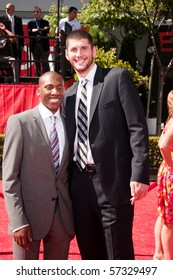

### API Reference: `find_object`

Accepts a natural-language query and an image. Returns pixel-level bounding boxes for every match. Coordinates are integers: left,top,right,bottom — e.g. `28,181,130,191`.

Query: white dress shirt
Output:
8,15,15,33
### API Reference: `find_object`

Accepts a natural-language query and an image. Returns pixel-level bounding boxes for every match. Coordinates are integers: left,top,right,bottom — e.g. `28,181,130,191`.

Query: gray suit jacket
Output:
63,66,149,207
2,106,74,239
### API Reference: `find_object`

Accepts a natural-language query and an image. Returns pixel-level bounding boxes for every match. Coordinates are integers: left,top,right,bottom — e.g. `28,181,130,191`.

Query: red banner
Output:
0,79,74,134
0,84,39,134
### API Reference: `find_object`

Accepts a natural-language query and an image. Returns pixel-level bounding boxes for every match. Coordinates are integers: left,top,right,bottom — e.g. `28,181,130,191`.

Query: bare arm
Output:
158,118,173,169
0,22,16,41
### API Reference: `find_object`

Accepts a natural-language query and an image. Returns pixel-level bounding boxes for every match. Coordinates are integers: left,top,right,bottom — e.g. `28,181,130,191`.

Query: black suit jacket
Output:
27,19,50,52
0,14,24,48
63,66,149,207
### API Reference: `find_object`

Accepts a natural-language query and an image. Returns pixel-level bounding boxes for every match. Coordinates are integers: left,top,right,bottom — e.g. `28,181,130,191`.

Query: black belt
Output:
73,162,96,173
85,164,96,173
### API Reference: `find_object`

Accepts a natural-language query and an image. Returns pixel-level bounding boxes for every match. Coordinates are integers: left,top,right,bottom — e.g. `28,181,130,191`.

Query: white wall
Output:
0,0,89,12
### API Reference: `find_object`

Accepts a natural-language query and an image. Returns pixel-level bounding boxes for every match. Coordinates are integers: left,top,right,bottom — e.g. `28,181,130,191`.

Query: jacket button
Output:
52,197,56,201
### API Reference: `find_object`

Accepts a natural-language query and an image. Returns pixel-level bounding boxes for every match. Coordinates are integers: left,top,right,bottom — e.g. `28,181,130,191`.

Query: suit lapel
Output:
57,115,69,175
32,107,55,171
66,83,78,142
89,67,104,124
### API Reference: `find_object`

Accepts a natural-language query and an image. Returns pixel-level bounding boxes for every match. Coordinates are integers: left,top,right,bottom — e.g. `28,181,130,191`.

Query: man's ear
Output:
37,88,40,96
93,46,97,59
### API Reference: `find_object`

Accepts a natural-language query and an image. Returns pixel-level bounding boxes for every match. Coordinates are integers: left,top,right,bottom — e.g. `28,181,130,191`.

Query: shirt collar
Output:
7,14,14,19
38,103,60,121
78,63,97,85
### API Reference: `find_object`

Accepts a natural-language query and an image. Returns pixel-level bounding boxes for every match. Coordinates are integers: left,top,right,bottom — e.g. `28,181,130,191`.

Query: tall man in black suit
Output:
28,6,50,77
0,3,24,77
63,30,149,260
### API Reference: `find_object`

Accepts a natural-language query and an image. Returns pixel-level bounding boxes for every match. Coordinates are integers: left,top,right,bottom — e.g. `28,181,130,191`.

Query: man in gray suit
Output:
2,71,74,260
63,30,149,260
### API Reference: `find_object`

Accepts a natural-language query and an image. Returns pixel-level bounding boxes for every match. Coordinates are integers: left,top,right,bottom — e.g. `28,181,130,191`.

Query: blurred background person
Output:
0,22,19,83
56,6,81,36
28,6,50,77
59,7,81,32
0,3,24,76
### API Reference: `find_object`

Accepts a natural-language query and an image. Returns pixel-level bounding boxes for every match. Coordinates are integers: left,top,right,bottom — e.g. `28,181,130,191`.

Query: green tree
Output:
95,47,149,90
44,3,68,35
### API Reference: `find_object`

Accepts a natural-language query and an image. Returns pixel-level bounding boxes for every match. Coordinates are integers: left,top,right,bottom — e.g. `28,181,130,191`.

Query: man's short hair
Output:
66,30,94,49
34,6,41,12
68,7,78,13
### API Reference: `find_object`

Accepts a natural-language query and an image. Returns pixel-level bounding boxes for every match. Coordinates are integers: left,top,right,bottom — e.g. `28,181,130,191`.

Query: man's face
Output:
37,73,65,114
33,9,41,20
69,10,78,21
65,38,96,77
5,5,14,17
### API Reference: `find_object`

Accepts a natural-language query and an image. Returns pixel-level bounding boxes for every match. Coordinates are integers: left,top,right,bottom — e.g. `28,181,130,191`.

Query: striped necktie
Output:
76,79,88,170
50,116,60,173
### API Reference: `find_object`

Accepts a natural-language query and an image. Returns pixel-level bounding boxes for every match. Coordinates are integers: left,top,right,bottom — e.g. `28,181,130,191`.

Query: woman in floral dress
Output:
154,90,173,260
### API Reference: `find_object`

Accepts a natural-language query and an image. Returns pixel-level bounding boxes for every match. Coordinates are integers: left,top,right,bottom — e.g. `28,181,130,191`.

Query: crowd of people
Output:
1,3,173,261
0,4,81,82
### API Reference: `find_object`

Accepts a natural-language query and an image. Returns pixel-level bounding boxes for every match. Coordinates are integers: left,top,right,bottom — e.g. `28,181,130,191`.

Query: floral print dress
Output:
157,143,173,224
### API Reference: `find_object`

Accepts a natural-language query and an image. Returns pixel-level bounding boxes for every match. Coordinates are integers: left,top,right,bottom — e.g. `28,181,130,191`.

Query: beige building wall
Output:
0,0,88,12
0,1,89,19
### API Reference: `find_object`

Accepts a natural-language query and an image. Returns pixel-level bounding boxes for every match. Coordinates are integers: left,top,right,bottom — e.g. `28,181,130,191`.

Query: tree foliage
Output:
95,47,149,90
44,3,68,35
78,0,173,39
79,0,155,36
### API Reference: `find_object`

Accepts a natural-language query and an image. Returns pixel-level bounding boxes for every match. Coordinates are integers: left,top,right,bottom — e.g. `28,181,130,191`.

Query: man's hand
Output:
0,23,6,31
13,226,32,250
32,28,38,32
130,181,148,205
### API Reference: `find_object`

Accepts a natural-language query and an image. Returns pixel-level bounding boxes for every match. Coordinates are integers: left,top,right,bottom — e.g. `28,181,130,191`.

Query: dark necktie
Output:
76,79,88,170
50,116,60,173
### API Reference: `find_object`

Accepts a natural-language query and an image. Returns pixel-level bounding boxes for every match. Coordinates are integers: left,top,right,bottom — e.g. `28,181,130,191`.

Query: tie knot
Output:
51,116,56,123
51,116,56,122
81,79,88,89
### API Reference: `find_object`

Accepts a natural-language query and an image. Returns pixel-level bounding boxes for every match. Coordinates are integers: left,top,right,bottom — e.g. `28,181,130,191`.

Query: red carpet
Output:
0,181,157,260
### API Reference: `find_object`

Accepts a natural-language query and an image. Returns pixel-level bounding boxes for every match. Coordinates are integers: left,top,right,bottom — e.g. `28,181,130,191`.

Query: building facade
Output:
0,0,89,17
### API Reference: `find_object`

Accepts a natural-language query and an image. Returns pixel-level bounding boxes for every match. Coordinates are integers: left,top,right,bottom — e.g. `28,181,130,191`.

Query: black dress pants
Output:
32,43,50,76
70,164,134,260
